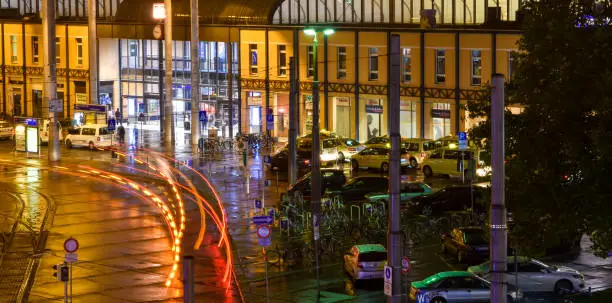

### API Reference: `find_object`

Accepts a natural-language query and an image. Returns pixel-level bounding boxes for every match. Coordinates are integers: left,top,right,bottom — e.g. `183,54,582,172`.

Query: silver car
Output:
343,244,386,281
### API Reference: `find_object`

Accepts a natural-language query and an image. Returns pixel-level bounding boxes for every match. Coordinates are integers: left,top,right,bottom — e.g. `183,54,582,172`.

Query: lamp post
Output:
153,3,165,134
303,27,334,302
153,1,174,148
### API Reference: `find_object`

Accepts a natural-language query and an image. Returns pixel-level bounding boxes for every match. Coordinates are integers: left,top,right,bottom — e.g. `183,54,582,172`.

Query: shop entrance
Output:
334,97,350,138
249,106,261,134
32,90,42,117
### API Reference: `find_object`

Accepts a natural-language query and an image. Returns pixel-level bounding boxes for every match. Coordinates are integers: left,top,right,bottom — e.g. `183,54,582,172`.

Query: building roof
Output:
114,0,282,25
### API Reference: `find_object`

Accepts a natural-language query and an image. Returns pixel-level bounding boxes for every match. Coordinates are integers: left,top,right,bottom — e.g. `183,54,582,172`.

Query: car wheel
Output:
66,139,73,149
351,160,359,172
88,141,95,150
554,279,573,295
381,162,389,173
338,152,345,163
410,158,418,168
423,166,433,177
430,298,446,303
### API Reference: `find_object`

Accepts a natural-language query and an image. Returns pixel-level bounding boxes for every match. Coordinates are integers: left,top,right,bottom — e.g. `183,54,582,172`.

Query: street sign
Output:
258,237,271,247
254,199,262,209
49,98,63,113
402,257,410,274
64,237,79,253
107,118,116,131
252,215,273,225
256,225,271,239
65,253,78,263
199,110,208,123
384,265,392,296
458,131,468,150
268,208,275,218
266,109,274,130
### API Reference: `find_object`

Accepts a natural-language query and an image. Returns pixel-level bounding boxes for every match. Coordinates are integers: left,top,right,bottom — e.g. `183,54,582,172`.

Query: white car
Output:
343,244,386,281
65,124,114,149
468,256,587,295
0,120,12,139
421,147,491,178
40,119,64,144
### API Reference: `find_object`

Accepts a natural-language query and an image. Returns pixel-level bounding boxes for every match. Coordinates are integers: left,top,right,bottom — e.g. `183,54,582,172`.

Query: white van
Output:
40,119,64,144
65,124,114,149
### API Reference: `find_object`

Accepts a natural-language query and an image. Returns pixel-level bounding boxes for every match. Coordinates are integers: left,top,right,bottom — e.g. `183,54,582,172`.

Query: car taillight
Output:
304,159,310,165
97,136,101,142
348,148,355,152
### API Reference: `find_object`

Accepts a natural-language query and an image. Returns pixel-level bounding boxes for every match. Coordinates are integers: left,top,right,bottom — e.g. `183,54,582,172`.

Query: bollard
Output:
183,256,194,303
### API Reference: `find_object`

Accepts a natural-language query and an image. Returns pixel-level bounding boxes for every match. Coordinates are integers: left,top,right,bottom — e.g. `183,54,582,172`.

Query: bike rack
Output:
350,205,360,222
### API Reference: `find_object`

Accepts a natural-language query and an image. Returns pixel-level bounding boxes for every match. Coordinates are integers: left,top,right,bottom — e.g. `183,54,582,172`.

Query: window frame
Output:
435,49,446,84
75,37,84,66
508,51,517,80
401,48,412,82
277,44,287,77
307,45,314,78
31,36,39,64
249,44,258,75
55,37,61,64
10,35,18,63
471,50,482,86
368,47,379,81
337,46,347,79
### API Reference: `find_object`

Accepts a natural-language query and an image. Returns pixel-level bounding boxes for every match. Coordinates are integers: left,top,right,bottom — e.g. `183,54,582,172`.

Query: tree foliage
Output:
467,0,612,257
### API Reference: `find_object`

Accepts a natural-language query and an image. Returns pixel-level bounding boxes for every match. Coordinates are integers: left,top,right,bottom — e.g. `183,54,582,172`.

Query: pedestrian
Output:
115,108,122,124
117,125,125,146
139,112,145,124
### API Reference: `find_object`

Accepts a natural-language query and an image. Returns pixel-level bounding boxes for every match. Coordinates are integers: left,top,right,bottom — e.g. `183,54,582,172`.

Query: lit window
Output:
55,38,61,64
10,35,17,63
307,45,314,77
369,47,378,81
31,36,39,64
337,46,346,79
249,44,258,75
76,38,83,66
471,50,482,86
402,48,412,82
278,44,287,76
435,49,446,84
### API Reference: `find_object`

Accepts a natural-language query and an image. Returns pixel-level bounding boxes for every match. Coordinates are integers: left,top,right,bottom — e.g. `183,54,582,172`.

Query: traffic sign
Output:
199,110,208,123
402,257,410,274
266,110,274,130
65,253,78,263
254,199,262,209
258,237,271,247
64,237,79,253
384,265,392,296
107,118,116,131
458,131,468,150
252,215,273,225
256,225,271,239
49,98,63,113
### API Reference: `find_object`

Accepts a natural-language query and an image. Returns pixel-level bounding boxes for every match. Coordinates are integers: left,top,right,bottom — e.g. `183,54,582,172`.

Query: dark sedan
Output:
282,169,347,201
404,185,490,217
325,176,389,203
268,147,312,174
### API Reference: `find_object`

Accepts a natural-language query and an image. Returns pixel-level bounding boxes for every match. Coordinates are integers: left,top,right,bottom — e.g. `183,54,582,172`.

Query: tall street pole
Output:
387,34,402,303
310,33,321,301
42,0,59,161
288,57,297,185
490,73,507,303
163,0,175,149
228,32,233,139
189,0,199,147
88,0,97,105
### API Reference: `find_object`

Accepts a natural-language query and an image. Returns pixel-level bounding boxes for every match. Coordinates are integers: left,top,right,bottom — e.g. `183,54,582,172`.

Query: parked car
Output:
268,147,312,173
441,227,489,263
409,271,523,303
468,256,588,295
343,244,386,281
320,137,364,162
365,181,432,204
40,119,64,144
281,169,346,201
405,185,490,216
402,138,436,168
326,176,389,203
421,147,491,178
0,120,12,139
350,146,412,172
64,124,114,149
363,135,390,147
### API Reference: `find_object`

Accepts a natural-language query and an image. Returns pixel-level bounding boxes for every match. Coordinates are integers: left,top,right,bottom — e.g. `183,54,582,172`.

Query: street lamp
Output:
303,27,334,301
152,3,165,134
153,1,175,147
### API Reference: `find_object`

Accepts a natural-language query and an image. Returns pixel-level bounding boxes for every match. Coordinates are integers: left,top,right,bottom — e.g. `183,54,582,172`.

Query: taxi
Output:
350,146,410,172
320,137,364,162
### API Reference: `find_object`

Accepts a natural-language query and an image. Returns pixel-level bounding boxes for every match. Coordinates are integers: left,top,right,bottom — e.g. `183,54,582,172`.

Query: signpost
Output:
458,131,468,150
458,131,468,183
254,199,262,210
384,265,392,296
266,109,274,131
49,98,63,113
254,220,272,303
63,237,79,303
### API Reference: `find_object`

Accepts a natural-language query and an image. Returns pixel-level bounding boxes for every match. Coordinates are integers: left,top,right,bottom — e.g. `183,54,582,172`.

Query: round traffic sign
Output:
64,237,79,253
402,257,410,274
257,225,271,239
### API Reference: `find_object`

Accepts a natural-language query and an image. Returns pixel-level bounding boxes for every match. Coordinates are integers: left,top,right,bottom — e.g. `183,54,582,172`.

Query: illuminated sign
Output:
153,3,166,19
15,125,26,152
26,127,39,153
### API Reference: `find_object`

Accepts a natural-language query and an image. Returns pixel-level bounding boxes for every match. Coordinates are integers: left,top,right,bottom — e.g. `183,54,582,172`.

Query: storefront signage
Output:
432,109,451,118
75,93,87,105
366,105,383,113
335,97,350,107
26,127,38,153
400,100,416,111
247,92,262,106
74,104,107,113
14,125,26,152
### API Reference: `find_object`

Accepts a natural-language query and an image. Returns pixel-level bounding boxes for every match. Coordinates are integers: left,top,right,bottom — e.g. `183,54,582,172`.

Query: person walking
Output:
117,125,125,146
115,108,122,125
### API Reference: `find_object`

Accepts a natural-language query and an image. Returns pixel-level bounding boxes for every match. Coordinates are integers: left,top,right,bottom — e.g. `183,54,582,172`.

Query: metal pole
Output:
159,39,164,133
88,0,97,105
42,0,59,161
264,248,270,303
228,33,234,139
490,74,507,303
64,279,68,303
288,57,297,184
190,0,199,147
69,263,73,303
163,0,175,149
183,256,194,303
310,32,321,302
387,34,402,303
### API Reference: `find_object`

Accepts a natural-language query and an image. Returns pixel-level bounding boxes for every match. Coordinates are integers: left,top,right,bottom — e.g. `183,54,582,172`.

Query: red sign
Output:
401,256,410,274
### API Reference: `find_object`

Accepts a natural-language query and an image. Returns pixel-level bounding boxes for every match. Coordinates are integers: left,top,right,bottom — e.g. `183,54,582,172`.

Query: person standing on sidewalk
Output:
117,125,125,146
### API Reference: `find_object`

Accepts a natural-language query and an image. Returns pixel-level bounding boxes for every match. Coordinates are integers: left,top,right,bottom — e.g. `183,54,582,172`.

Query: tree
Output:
467,0,612,257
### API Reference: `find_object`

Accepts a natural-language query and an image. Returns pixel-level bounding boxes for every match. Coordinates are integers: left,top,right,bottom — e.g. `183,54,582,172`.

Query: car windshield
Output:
464,231,488,245
357,251,386,262
532,258,555,271
323,139,338,148
344,139,360,146
68,128,80,135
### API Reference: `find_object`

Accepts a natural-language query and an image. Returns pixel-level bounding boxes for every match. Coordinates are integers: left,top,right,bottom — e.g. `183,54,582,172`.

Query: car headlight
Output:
572,274,584,280
509,289,524,300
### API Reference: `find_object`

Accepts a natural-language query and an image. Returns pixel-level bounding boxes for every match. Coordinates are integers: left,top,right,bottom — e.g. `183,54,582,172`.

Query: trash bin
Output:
184,121,190,130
